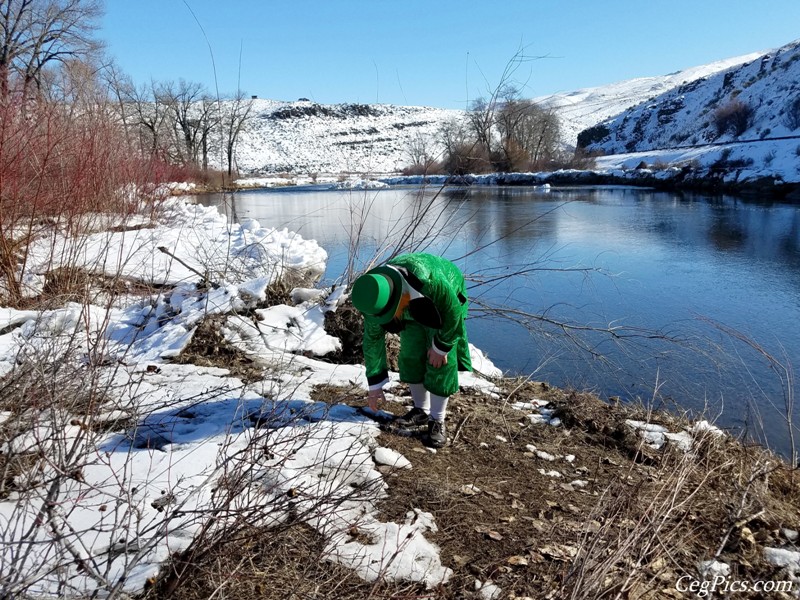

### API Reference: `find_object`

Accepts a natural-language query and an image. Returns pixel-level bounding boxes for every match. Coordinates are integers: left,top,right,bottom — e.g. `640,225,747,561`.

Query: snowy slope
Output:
534,52,762,150
583,40,800,154
231,54,759,176
234,99,460,175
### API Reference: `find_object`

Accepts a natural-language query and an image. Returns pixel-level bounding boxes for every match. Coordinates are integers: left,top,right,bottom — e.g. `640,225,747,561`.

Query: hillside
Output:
234,99,459,175
534,52,761,151
582,40,800,154
230,54,758,176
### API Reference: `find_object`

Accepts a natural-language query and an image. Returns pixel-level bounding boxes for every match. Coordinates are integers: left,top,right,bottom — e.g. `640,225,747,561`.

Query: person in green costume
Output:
350,253,472,448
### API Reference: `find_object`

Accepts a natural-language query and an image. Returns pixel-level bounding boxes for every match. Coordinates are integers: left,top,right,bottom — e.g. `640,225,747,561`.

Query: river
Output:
197,184,800,456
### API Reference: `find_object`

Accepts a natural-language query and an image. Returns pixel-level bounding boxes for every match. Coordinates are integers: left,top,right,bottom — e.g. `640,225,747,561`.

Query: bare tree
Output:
155,79,206,164
120,79,171,157
220,89,254,178
156,79,215,167
496,93,561,170
466,96,494,157
0,0,104,99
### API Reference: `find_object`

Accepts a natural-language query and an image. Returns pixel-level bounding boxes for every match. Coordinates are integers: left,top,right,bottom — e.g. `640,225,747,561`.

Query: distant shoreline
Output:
223,169,800,201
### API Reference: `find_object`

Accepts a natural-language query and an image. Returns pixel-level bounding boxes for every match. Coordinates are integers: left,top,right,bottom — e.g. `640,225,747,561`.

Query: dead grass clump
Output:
143,523,428,600
322,298,399,368
309,382,364,406
17,264,164,311
322,299,364,365
174,316,263,383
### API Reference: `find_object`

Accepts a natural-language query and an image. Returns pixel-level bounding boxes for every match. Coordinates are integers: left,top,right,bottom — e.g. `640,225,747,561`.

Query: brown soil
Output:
146,379,800,600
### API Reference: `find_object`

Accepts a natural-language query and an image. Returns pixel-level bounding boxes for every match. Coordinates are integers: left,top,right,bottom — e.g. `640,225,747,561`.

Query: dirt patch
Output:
309,382,364,405
143,524,379,600
29,266,164,309
372,382,800,598
174,316,265,383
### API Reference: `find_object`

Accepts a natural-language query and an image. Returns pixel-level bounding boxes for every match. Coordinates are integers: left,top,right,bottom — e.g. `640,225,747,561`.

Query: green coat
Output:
362,253,472,397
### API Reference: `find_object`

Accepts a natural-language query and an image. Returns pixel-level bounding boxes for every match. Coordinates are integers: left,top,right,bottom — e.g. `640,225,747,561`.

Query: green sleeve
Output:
426,278,463,353
363,318,389,387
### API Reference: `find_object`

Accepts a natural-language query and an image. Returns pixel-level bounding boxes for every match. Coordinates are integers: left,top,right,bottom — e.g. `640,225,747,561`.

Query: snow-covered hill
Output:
534,53,761,150
234,99,460,175
230,47,788,177
582,40,800,154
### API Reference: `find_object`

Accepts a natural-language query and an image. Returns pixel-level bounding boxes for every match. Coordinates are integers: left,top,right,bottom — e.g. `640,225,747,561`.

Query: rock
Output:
460,484,481,496
782,528,799,542
475,580,502,600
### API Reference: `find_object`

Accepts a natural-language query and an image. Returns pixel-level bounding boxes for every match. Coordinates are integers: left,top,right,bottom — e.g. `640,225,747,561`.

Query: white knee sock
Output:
429,394,449,422
408,383,430,412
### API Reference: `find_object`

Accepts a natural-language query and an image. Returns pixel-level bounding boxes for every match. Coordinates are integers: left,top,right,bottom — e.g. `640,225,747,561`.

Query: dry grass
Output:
144,379,800,600
173,315,264,383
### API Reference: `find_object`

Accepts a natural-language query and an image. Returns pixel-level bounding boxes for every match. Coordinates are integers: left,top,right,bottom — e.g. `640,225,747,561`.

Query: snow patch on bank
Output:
0,198,501,597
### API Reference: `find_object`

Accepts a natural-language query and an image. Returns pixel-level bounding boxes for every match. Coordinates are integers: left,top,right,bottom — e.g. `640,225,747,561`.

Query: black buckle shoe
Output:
394,406,429,428
426,419,447,448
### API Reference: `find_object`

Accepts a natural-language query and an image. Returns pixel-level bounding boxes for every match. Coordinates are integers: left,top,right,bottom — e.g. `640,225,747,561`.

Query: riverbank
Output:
376,168,800,200
222,133,800,200
147,372,800,600
225,164,800,201
1,198,798,599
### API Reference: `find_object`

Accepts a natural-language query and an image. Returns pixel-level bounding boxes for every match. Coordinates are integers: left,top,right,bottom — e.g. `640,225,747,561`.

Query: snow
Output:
0,198,502,598
373,447,412,469
19,198,328,297
535,52,761,149
475,579,503,600
699,559,731,579
585,40,800,184
626,419,718,451
222,42,800,188
764,547,800,570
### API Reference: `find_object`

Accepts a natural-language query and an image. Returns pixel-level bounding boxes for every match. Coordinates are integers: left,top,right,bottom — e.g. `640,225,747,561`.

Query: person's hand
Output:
427,348,448,368
367,388,385,412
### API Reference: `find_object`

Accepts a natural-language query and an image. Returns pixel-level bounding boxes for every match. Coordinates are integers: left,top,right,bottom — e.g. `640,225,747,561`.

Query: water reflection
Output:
197,186,800,455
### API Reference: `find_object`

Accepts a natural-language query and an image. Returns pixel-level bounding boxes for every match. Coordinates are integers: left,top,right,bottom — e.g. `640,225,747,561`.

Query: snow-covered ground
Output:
234,99,460,175
0,199,502,598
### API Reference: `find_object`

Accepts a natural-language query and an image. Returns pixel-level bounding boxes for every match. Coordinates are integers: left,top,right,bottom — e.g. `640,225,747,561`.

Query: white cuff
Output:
368,378,389,391
430,342,447,356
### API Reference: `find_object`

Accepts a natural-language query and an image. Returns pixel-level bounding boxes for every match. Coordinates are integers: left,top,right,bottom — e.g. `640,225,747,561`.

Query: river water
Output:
198,185,800,456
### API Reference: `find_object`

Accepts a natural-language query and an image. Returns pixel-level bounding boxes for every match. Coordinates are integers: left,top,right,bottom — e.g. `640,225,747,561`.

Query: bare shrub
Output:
713,99,754,137
0,89,172,306
442,141,492,175
550,148,601,171
401,159,444,176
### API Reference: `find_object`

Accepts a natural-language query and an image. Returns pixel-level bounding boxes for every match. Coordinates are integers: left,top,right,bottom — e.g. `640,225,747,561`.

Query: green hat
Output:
351,266,403,324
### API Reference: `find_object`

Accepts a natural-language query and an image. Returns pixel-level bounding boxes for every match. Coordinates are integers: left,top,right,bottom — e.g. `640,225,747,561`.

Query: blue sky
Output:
101,1,800,108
